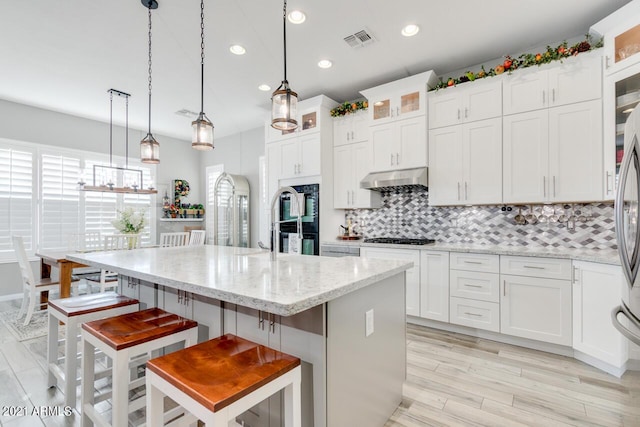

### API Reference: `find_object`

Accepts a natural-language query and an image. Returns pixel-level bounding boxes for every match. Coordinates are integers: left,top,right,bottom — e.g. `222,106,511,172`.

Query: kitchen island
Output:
67,245,411,427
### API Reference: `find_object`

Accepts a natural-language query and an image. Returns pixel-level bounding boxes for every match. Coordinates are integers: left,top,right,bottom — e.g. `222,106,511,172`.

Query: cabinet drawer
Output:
500,255,571,280
450,270,500,303
450,252,499,273
450,297,500,332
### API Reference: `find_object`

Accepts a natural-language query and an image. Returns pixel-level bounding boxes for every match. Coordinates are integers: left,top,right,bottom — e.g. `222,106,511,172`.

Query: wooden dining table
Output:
35,250,88,300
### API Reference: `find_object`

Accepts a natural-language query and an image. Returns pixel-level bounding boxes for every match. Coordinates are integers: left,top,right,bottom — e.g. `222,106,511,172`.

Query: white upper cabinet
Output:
429,117,502,206
503,100,602,204
333,111,369,147
503,52,602,115
599,15,640,76
276,133,321,180
371,116,427,172
333,141,380,209
428,79,502,129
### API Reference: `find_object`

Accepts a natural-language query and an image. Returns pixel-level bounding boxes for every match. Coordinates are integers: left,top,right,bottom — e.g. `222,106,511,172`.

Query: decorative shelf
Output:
80,185,158,194
159,218,204,222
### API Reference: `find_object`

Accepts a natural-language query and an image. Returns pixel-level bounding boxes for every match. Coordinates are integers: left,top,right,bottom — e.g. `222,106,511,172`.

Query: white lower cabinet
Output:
420,250,449,322
450,296,500,332
360,247,421,316
501,274,572,346
573,261,628,369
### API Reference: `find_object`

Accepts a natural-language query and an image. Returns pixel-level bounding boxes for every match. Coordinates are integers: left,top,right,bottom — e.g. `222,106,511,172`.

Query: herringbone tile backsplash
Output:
345,188,616,250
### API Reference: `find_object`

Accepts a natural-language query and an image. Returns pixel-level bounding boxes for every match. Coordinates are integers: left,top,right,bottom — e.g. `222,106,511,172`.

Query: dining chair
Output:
159,232,190,247
12,235,78,326
68,232,102,289
84,234,139,293
188,230,207,246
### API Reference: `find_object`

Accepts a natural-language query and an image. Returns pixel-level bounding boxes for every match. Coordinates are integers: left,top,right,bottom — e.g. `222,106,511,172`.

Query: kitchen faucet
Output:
269,186,303,261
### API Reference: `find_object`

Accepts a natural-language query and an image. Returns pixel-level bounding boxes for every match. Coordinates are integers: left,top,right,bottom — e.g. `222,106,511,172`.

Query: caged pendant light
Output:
191,0,214,150
140,0,160,164
270,0,298,131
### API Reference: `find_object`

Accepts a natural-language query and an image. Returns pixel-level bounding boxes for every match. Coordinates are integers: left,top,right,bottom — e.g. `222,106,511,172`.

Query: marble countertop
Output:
321,240,620,265
66,245,412,316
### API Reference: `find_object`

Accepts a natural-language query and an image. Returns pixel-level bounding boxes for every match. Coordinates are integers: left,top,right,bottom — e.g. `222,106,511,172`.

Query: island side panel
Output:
327,272,406,427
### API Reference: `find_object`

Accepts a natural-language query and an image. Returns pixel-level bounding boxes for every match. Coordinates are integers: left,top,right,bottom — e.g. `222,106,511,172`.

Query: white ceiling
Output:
0,0,630,141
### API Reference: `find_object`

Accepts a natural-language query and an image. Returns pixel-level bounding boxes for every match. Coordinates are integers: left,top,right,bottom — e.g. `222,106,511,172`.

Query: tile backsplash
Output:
345,187,616,250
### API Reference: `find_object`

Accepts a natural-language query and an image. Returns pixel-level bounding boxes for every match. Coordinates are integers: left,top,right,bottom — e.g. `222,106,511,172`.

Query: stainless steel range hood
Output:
360,167,428,191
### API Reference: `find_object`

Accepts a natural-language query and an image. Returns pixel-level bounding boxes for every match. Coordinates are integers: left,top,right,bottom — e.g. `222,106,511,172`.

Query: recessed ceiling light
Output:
229,45,246,55
258,84,271,92
288,10,306,24
317,59,332,69
401,24,420,37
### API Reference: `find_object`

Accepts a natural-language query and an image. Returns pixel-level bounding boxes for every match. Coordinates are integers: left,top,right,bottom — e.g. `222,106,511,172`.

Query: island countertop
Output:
66,245,411,316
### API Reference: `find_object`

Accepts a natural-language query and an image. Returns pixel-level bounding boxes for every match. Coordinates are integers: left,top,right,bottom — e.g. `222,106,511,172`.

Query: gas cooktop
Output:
363,237,435,245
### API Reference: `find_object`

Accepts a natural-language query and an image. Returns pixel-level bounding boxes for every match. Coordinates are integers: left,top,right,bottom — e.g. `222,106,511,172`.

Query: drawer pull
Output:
523,265,545,269
463,260,482,265
463,284,482,288
464,312,482,317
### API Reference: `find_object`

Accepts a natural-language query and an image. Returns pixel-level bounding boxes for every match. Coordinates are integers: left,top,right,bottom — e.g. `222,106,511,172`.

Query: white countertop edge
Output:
65,253,412,316
322,241,620,266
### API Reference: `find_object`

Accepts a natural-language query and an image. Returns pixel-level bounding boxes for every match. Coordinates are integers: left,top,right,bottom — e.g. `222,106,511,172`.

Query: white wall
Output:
199,126,265,249
0,98,199,296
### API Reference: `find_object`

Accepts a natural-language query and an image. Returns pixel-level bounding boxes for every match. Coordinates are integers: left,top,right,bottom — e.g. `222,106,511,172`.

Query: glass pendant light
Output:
271,0,298,131
140,0,160,164
192,0,214,150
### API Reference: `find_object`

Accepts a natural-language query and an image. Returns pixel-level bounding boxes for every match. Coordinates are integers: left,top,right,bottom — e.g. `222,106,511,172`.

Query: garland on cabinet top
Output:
330,100,368,117
432,35,603,90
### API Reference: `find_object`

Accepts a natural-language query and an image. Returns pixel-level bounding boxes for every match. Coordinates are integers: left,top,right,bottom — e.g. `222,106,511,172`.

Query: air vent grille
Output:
175,109,199,118
343,29,375,48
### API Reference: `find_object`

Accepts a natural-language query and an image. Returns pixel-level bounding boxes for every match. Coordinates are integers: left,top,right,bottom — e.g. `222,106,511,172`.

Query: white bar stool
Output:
47,292,139,409
81,308,198,427
146,334,301,427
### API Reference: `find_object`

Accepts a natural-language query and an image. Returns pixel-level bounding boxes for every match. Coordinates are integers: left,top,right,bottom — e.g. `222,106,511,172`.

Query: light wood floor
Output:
0,297,639,426
386,324,640,427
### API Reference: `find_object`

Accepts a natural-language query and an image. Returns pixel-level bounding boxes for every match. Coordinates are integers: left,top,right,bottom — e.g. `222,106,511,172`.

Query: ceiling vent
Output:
175,109,199,119
343,29,375,48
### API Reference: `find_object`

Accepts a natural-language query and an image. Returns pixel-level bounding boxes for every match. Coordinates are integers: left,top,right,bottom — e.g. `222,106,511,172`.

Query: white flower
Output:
111,208,146,234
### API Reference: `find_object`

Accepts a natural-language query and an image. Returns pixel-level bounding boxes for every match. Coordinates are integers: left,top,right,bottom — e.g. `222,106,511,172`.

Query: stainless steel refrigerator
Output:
613,106,640,345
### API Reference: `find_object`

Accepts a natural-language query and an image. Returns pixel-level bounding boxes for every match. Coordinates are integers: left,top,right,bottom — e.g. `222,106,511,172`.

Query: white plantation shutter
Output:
40,154,81,250
205,165,224,244
0,147,34,255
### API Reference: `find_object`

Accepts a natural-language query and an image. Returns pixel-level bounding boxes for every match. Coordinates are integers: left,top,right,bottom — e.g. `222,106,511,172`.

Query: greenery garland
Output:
330,100,368,117
432,35,603,91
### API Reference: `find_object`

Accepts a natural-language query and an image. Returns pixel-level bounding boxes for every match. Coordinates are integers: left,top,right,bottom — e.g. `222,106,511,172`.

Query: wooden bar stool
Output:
81,308,198,427
47,292,139,409
146,334,301,427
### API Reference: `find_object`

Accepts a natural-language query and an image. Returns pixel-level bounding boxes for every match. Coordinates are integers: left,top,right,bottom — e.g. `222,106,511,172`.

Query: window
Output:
205,164,224,244
0,145,34,253
0,139,156,259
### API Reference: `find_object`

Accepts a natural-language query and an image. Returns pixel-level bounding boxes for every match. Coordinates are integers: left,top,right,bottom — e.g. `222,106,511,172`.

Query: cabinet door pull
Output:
552,88,556,103
463,284,482,288
464,312,482,317
351,190,355,205
346,132,350,141
543,176,546,198
258,311,265,330
396,106,400,116
503,280,506,296
605,56,611,69
269,313,276,334
390,153,394,166
573,265,579,284
542,90,546,105
346,190,350,205
457,109,461,120
464,182,468,200
396,153,400,165
465,107,468,119
606,171,613,194
184,292,190,306
463,260,482,265
177,290,183,304
553,176,556,197
523,265,544,269
457,182,461,200
351,131,354,140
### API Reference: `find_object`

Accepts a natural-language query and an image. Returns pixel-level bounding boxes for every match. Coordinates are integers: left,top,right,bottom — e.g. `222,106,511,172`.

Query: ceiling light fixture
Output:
191,0,214,150
258,84,271,91
287,10,306,24
271,0,298,131
317,59,332,69
80,89,157,195
401,24,420,37
140,0,160,163
229,44,246,55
